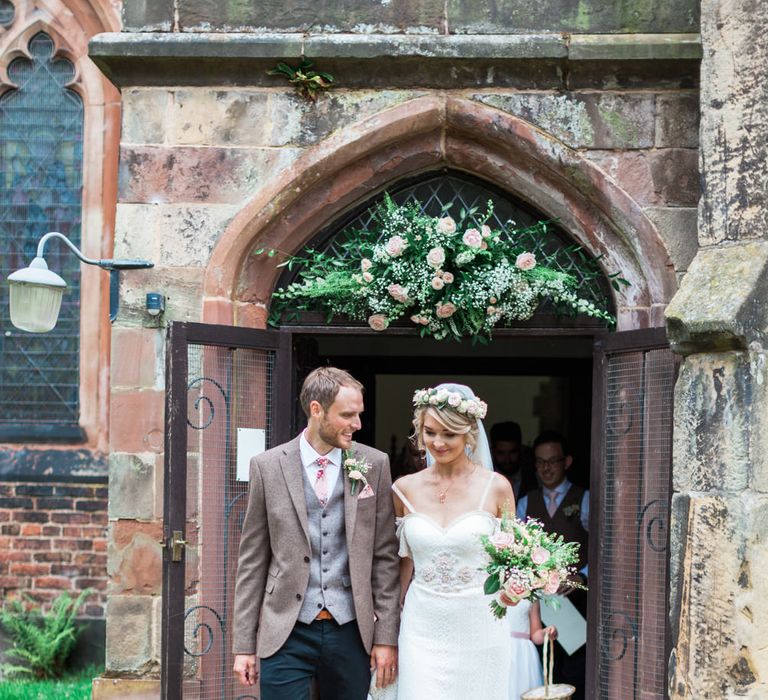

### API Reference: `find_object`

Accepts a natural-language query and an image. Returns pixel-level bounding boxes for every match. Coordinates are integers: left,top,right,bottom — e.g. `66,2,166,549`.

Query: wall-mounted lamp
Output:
146,292,165,317
7,231,153,333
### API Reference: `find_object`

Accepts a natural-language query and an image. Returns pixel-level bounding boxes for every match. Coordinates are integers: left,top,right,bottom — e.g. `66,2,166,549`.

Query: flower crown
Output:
413,387,488,420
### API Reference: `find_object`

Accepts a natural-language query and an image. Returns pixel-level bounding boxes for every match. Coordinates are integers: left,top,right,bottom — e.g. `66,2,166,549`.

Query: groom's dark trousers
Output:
260,619,370,700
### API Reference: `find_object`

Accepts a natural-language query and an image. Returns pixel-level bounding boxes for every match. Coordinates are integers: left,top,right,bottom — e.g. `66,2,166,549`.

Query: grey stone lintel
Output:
89,32,701,87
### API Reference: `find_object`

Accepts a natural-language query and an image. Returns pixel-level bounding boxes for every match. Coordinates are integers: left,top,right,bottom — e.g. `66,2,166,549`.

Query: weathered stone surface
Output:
668,493,768,698
111,327,164,391
167,89,270,146
122,0,173,32
105,595,157,673
178,0,445,32
157,204,238,268
118,145,301,204
269,90,427,147
655,93,699,148
114,203,161,267
117,267,205,327
646,207,698,273
108,521,163,595
450,0,699,34
699,0,768,244
109,390,165,454
121,88,170,144
108,453,155,520
474,92,654,148
665,241,768,353
92,678,160,700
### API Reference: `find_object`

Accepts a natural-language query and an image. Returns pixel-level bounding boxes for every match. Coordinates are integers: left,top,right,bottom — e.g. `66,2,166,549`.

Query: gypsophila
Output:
263,194,623,341
343,452,371,496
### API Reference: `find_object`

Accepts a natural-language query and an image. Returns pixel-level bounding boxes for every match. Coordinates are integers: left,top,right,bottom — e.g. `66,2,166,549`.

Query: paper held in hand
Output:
540,595,587,656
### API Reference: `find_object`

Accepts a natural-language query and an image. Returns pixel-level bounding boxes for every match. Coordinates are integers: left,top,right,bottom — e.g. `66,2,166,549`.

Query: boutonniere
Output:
562,504,580,519
343,452,372,496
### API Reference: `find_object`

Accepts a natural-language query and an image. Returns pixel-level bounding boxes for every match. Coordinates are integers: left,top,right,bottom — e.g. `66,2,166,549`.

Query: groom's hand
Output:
370,644,398,688
233,654,258,686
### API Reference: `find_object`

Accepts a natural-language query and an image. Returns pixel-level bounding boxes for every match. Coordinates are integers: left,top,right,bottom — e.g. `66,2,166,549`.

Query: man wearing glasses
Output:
516,430,588,700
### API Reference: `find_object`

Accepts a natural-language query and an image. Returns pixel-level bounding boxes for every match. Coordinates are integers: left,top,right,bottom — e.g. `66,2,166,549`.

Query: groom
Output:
232,367,400,699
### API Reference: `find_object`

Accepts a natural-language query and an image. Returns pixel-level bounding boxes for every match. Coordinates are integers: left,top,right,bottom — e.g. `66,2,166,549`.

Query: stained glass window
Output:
0,1,14,27
0,33,84,440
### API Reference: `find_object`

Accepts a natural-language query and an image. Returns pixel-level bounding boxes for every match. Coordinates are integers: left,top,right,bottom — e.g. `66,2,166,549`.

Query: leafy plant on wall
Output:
267,58,334,101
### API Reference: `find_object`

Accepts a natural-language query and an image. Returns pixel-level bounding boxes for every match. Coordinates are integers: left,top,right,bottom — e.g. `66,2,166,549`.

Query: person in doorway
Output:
490,421,537,500
516,430,589,700
232,367,400,700
393,383,515,700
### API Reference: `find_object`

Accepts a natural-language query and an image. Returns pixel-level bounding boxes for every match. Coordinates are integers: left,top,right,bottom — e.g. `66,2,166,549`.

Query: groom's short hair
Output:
300,366,364,416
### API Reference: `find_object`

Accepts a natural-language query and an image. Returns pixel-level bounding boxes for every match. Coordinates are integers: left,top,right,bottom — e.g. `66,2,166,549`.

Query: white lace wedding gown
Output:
393,476,511,700
507,599,544,699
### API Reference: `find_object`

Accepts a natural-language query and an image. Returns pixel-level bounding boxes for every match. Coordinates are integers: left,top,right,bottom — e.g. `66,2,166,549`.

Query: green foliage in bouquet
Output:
481,515,585,619
0,589,93,679
264,195,625,341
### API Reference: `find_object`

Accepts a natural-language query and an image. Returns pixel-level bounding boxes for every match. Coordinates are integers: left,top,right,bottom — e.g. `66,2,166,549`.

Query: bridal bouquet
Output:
481,515,585,619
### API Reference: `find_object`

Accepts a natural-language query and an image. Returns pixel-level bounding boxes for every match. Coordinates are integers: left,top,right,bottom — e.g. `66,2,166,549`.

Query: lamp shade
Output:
7,257,67,333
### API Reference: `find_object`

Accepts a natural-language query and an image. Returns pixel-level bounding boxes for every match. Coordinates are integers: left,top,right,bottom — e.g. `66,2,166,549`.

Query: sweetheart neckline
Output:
399,510,496,533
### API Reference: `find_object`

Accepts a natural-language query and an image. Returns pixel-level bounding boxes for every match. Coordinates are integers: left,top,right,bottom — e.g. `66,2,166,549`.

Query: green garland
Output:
264,195,625,341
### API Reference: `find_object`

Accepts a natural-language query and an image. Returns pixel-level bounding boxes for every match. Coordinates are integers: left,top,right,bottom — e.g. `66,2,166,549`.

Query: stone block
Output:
118,145,302,205
645,207,698,273
109,390,165,454
647,148,699,206
655,93,699,148
167,89,270,147
122,0,174,31
448,0,699,34
108,453,155,520
108,521,163,595
117,266,205,327
114,203,160,263
269,90,427,147
178,0,445,32
111,327,163,390
105,595,157,673
92,677,160,700
121,88,170,144
587,151,657,205
473,92,654,148
157,204,238,268
673,352,751,493
668,493,768,698
665,241,768,354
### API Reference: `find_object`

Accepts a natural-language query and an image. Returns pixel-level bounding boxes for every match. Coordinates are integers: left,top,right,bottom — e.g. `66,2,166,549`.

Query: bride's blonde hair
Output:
412,405,479,454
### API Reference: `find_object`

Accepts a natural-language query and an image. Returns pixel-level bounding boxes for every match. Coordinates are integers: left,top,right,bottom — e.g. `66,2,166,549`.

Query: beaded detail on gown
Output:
393,475,511,700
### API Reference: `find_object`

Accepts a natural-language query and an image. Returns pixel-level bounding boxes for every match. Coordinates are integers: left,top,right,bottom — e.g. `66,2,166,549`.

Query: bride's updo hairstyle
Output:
411,386,488,454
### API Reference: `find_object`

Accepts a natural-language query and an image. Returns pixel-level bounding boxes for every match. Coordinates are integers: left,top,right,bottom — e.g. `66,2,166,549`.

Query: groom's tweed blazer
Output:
232,436,400,658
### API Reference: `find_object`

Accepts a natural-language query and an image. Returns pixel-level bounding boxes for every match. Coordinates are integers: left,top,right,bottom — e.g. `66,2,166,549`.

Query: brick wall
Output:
0,481,108,618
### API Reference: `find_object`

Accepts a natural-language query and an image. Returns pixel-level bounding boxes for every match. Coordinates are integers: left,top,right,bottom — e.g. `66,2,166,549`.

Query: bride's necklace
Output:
435,464,476,504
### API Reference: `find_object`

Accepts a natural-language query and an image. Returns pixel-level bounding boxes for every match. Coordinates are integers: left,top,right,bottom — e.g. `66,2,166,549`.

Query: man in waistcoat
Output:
516,430,588,700
490,421,537,501
232,367,400,700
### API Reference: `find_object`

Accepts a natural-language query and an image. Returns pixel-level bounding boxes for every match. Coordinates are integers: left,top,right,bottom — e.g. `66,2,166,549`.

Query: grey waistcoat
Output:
297,467,356,625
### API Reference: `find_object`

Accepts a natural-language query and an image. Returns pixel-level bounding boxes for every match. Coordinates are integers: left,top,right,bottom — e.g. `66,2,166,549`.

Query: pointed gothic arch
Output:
203,96,677,331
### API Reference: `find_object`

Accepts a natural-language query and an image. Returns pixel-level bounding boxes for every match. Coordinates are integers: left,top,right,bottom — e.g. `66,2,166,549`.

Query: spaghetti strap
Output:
477,472,496,511
392,483,417,514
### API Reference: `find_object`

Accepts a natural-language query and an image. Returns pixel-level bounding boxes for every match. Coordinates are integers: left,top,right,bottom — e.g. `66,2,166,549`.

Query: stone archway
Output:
202,95,677,331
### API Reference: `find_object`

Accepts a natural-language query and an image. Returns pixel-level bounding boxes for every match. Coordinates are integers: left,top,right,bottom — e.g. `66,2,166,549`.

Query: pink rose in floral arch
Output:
462,228,483,248
367,314,389,331
431,277,445,290
442,271,454,284
515,252,537,271
385,235,407,257
426,246,446,268
436,216,457,234
435,302,457,319
531,546,550,565
387,283,410,303
481,224,492,238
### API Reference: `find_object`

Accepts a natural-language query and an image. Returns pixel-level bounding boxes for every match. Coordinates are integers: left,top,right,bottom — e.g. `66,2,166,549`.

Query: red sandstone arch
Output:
203,96,677,331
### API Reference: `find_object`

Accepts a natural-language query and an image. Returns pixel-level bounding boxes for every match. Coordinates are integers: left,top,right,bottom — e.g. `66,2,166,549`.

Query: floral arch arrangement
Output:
265,193,625,342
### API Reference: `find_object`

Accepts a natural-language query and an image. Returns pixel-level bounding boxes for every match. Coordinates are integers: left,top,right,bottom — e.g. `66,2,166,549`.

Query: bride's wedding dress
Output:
393,474,511,700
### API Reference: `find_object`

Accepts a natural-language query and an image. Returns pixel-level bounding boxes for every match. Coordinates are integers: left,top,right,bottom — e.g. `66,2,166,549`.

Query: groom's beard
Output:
317,418,354,450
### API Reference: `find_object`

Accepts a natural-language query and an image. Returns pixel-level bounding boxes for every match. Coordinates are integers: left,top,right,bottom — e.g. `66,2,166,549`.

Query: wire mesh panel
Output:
181,342,275,700
596,343,675,699
0,32,83,436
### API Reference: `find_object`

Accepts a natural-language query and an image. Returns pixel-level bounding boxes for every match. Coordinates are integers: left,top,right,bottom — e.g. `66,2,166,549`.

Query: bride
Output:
392,383,515,700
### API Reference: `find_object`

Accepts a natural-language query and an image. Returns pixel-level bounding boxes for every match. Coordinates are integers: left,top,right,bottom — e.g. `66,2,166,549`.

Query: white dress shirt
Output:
299,430,342,495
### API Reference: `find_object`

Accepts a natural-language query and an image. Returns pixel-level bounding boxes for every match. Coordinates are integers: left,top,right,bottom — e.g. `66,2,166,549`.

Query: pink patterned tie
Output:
546,490,559,517
314,457,330,506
